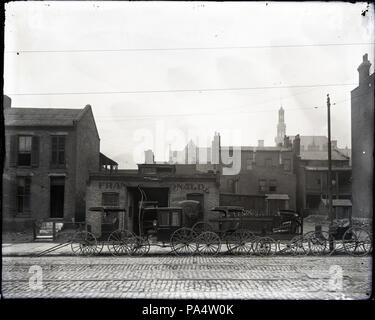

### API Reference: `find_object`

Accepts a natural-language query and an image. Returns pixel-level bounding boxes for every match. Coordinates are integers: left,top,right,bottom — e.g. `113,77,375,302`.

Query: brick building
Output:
2,96,101,229
295,149,351,216
85,163,220,235
351,54,374,218
218,139,299,214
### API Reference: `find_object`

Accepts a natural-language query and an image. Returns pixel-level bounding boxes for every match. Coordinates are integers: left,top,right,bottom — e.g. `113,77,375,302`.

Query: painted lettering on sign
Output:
98,182,127,189
172,183,209,193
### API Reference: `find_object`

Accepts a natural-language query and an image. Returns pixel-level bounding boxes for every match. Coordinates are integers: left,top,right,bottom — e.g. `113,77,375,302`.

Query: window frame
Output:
16,176,31,214
17,135,32,166
51,135,66,167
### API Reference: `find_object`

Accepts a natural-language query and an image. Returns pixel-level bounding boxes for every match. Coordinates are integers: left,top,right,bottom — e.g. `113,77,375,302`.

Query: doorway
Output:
50,177,65,218
128,187,169,235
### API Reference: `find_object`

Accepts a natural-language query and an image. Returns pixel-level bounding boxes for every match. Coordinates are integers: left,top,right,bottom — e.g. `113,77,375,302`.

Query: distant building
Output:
351,54,374,218
275,106,286,146
2,96,111,229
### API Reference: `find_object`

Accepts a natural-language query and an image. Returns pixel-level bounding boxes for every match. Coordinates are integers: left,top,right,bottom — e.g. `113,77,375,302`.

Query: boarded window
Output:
265,159,272,167
269,179,277,192
51,136,66,166
246,159,253,170
283,159,291,171
17,176,31,213
102,192,119,207
18,136,32,166
259,179,267,192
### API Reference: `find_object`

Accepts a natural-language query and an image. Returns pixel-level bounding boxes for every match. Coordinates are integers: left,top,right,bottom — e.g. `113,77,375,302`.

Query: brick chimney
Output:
3,95,11,110
358,53,371,86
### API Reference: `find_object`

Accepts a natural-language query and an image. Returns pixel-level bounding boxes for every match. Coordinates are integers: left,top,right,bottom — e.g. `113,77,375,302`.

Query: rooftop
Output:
300,149,349,161
4,106,89,126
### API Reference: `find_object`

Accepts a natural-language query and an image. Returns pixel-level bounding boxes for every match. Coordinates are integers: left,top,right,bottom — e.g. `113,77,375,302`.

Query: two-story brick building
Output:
2,96,101,229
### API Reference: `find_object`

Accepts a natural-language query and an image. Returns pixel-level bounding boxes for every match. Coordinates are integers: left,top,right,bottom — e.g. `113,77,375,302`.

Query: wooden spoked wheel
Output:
343,227,372,256
71,231,98,256
226,230,254,255
196,231,221,256
254,237,277,256
170,228,197,256
308,231,330,255
133,236,151,256
290,235,310,256
107,230,137,256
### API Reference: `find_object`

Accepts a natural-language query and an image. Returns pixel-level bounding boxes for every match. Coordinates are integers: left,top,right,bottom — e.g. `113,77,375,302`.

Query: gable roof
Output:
4,106,87,126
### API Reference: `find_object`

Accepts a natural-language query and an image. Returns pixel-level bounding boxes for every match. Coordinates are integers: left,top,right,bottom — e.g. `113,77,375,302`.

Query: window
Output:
259,179,267,192
159,211,170,226
18,136,32,166
265,159,272,167
269,179,277,192
102,192,119,206
171,211,181,227
17,176,31,213
283,159,291,171
51,136,66,166
246,159,253,170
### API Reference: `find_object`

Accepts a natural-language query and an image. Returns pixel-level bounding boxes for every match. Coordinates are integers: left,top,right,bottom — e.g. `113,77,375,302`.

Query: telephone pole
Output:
327,94,333,223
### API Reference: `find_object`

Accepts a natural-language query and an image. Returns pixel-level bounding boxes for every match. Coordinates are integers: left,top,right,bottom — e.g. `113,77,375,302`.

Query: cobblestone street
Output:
2,255,372,299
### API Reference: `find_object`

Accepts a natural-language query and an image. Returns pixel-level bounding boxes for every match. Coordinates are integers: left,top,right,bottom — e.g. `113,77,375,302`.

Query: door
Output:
50,177,65,218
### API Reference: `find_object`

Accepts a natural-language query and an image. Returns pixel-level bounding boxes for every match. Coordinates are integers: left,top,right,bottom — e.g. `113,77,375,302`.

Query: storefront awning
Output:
265,194,290,200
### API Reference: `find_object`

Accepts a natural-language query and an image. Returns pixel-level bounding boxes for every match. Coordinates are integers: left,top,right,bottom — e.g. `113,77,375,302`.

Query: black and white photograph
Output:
1,1,374,304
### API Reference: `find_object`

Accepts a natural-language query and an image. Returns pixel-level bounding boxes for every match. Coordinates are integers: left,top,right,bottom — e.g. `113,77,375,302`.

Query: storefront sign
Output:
98,182,127,189
172,183,209,193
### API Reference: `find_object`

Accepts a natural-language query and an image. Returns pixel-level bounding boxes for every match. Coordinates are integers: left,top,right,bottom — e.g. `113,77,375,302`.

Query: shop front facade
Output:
85,164,220,235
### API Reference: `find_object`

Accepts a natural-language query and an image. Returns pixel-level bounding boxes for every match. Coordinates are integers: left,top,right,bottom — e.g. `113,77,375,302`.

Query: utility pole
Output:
327,94,333,223
327,94,334,251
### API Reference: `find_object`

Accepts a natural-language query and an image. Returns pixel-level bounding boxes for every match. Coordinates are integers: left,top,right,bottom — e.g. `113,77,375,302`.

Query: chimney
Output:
358,53,371,86
258,140,264,147
3,95,11,110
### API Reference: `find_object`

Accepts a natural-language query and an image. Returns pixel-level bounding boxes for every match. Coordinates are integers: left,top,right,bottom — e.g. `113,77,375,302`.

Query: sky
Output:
4,1,374,168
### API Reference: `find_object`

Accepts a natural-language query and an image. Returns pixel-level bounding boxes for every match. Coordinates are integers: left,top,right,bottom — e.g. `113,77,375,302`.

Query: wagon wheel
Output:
290,235,310,256
95,242,105,255
308,231,331,255
196,231,221,255
277,240,294,255
192,222,213,235
254,237,277,256
133,236,151,256
70,231,98,256
226,230,254,255
343,226,372,256
107,230,137,256
170,228,197,256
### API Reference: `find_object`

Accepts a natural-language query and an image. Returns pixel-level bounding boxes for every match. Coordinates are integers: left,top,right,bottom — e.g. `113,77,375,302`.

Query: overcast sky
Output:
4,1,374,168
